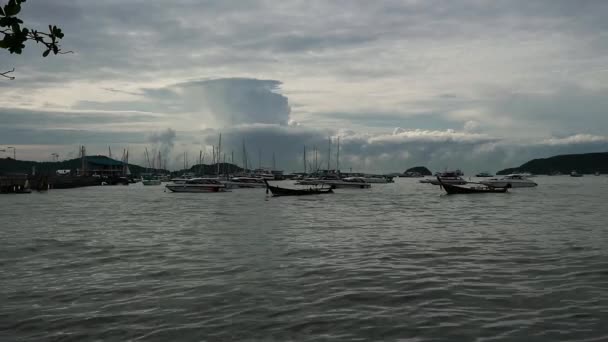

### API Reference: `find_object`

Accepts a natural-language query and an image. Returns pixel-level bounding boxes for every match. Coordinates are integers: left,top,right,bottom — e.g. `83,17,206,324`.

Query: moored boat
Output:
222,177,266,189
480,174,537,188
420,171,467,185
321,177,371,189
437,177,509,195
264,180,333,196
165,178,227,193
475,172,494,177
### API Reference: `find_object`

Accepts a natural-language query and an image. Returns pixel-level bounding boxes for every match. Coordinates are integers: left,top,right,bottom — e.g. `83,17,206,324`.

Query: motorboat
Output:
480,174,538,188
570,171,583,177
223,177,266,189
264,180,333,197
420,171,467,185
165,178,227,193
475,172,494,177
436,177,508,195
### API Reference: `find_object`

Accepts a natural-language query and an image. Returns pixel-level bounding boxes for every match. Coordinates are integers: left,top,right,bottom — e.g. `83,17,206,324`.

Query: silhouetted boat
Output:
264,180,333,197
437,177,508,195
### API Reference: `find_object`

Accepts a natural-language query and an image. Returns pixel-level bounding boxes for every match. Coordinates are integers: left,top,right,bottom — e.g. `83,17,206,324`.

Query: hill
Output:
497,152,608,175
0,156,158,177
405,166,432,176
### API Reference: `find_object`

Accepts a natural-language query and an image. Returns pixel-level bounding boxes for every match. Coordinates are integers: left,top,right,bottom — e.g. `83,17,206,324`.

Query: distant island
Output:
497,152,608,175
404,166,432,176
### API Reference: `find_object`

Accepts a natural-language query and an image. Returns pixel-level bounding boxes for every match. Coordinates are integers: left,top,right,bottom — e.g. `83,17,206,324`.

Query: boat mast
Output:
216,134,222,177
303,145,307,174
258,148,262,170
336,136,340,173
272,152,276,171
327,137,331,171
199,150,203,176
314,146,317,173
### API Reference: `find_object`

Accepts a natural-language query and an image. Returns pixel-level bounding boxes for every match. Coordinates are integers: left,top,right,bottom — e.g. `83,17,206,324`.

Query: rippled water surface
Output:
2,176,608,341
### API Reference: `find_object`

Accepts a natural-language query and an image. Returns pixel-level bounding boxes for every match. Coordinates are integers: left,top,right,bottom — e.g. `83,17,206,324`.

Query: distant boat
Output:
264,180,333,196
570,171,583,177
437,177,508,195
363,175,394,183
141,177,161,186
480,174,538,188
475,172,494,177
165,178,227,193
420,171,467,185
222,177,266,189
320,177,372,189
595,171,601,176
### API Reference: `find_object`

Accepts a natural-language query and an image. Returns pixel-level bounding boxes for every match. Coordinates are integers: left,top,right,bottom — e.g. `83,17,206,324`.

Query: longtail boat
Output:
264,180,333,197
437,176,508,195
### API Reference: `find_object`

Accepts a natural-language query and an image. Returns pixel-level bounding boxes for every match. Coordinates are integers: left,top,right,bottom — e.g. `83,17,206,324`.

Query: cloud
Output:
147,128,177,159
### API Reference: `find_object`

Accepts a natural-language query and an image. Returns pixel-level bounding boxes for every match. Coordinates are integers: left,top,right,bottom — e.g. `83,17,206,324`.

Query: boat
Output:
264,180,333,196
475,172,494,177
141,177,161,186
223,177,266,189
480,174,538,188
570,171,583,177
321,177,372,189
437,177,508,195
420,171,467,185
165,178,227,193
363,175,395,183
595,171,601,176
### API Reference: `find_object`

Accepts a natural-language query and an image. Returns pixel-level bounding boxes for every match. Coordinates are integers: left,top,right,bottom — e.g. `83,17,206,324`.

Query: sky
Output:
1,0,608,173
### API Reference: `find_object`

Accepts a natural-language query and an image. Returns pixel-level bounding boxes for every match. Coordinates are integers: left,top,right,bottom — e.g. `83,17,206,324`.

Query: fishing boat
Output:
264,180,333,196
437,177,508,195
480,174,538,188
165,178,227,193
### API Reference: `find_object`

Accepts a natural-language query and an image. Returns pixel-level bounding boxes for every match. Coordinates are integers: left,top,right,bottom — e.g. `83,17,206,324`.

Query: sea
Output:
1,176,607,341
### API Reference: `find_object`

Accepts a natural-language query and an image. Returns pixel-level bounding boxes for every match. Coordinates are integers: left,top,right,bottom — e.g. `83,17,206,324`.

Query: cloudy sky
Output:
2,0,608,173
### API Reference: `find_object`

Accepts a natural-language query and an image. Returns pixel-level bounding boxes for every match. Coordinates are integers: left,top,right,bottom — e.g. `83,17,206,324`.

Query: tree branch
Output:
0,68,15,80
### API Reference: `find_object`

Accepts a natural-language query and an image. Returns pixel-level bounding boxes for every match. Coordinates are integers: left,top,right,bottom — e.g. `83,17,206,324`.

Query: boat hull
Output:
441,183,508,194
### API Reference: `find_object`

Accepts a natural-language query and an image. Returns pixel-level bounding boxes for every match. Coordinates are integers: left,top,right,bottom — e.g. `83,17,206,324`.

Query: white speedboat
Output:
321,177,371,189
420,171,467,185
165,178,227,193
222,177,266,189
480,174,538,188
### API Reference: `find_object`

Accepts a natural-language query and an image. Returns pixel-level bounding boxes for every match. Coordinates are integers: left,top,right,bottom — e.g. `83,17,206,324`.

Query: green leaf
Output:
42,48,50,57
